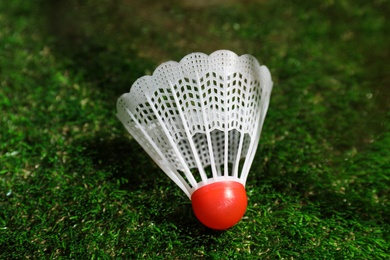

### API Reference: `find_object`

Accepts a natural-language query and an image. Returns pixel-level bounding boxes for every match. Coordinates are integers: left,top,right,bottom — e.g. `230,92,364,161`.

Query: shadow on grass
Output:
78,135,230,242
81,134,163,191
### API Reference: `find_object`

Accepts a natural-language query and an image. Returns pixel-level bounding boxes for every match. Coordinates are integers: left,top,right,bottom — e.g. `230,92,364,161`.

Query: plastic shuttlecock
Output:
117,50,273,230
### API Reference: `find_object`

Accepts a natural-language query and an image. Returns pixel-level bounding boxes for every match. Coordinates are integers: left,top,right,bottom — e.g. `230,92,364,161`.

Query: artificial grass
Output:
1,0,389,258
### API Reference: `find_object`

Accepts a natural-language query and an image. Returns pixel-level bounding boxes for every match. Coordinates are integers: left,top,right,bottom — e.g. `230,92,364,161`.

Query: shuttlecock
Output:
117,50,273,230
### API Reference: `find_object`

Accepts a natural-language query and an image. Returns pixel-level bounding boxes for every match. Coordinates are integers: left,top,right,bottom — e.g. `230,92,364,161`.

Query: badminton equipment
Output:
117,50,273,230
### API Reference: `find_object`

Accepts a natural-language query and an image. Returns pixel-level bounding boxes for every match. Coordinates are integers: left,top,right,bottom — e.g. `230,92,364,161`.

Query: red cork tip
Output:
191,181,247,230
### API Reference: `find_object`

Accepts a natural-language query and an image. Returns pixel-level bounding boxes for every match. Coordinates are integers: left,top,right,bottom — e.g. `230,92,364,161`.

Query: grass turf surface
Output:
1,0,389,258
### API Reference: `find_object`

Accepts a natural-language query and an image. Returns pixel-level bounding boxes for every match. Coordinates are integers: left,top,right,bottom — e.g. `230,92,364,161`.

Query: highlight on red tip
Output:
190,181,247,230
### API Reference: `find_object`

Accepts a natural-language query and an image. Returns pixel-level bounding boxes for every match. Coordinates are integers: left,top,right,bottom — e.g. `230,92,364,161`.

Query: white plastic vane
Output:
117,50,273,229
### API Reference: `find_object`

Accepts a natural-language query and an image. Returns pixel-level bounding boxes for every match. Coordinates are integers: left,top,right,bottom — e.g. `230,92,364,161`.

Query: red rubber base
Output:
191,181,247,230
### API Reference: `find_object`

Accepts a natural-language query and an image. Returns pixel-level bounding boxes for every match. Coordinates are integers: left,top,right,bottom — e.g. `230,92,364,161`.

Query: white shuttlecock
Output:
117,50,273,230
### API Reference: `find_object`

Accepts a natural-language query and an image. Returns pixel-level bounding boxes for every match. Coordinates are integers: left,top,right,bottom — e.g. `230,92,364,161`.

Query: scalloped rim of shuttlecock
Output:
117,50,273,230
119,49,272,114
